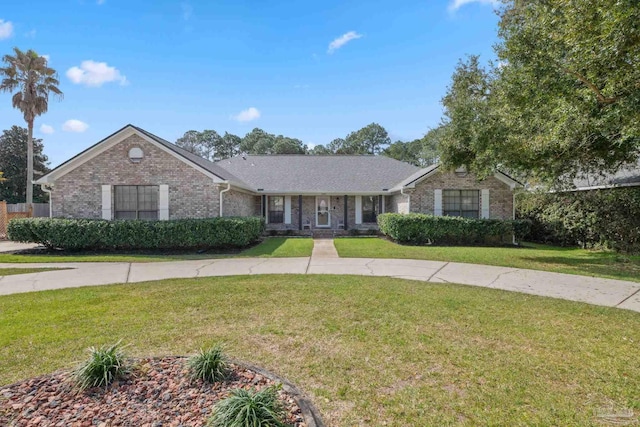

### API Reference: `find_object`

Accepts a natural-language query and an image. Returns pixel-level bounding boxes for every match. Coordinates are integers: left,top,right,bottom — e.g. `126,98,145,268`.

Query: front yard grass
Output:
0,238,313,263
1,275,638,426
0,267,64,276
335,238,640,283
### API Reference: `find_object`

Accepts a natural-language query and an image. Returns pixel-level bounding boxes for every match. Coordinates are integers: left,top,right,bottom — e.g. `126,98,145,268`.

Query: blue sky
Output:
0,0,500,167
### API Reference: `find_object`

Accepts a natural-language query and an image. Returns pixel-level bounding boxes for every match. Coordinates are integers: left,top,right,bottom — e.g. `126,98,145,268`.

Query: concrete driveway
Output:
1,255,639,312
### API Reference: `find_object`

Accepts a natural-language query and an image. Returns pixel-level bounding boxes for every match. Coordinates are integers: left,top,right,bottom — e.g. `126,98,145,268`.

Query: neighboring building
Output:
35,125,521,232
570,160,640,191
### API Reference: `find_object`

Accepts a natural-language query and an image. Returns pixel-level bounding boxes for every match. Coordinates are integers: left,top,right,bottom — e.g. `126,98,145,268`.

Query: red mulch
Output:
0,357,306,427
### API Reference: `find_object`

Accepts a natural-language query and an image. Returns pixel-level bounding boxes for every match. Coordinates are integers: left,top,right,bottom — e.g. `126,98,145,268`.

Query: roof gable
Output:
35,125,244,186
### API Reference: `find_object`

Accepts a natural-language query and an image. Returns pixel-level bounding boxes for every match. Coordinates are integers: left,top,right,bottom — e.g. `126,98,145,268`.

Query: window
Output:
362,196,379,223
268,196,284,224
443,190,479,218
114,185,159,220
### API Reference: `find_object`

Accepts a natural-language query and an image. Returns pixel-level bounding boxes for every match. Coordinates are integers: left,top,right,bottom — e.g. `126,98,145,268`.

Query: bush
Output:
7,217,265,251
517,188,640,252
73,341,129,391
188,345,229,383
377,213,530,246
208,386,288,427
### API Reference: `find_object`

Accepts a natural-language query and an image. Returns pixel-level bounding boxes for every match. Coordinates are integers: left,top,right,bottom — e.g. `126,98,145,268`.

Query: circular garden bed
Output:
0,357,322,426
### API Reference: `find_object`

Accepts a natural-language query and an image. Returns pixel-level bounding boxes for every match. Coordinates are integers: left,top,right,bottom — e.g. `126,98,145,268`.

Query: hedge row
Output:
516,188,640,253
7,217,265,250
377,213,530,245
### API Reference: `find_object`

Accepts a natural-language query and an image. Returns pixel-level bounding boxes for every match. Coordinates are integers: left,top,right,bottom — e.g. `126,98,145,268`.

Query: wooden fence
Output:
0,201,34,240
7,203,49,218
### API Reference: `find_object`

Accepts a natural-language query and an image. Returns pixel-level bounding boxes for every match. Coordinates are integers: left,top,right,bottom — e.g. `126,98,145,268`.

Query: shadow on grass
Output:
518,254,640,281
237,237,288,257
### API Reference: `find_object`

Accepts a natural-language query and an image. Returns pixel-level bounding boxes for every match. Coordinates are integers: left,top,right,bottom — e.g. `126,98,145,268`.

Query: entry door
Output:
316,196,331,227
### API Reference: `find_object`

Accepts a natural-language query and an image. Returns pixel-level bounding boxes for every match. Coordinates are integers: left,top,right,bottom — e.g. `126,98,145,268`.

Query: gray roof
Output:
572,160,640,190
215,155,420,193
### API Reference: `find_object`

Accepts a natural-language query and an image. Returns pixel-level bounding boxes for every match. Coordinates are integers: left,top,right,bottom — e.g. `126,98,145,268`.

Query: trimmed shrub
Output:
517,188,640,253
377,213,530,245
7,217,265,250
73,341,129,391
188,345,230,383
208,386,288,427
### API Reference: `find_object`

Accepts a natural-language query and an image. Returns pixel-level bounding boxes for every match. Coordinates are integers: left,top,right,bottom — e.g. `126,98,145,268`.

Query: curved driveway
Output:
1,254,639,312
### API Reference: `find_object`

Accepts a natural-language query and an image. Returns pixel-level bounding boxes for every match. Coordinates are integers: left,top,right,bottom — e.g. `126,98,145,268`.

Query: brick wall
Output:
223,189,255,217
52,134,220,219
409,171,513,219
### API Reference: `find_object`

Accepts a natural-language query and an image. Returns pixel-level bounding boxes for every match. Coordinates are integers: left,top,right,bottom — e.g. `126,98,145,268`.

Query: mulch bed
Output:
0,357,306,427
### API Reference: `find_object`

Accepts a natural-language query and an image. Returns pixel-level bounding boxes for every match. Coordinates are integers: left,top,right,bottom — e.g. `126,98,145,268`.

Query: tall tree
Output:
175,130,204,157
439,0,640,184
346,123,391,155
0,48,62,205
309,144,332,155
272,135,306,154
240,128,276,154
215,132,241,160
0,126,50,203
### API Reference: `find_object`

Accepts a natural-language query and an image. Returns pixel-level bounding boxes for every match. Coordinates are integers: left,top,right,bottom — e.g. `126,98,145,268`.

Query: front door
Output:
316,196,330,227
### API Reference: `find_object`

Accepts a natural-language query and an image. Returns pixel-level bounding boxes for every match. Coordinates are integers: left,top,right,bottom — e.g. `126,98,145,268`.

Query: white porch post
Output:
355,196,362,225
284,196,292,224
481,189,490,219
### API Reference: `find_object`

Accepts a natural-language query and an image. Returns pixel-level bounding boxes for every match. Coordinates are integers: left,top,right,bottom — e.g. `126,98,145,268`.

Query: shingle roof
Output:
571,160,640,190
215,155,420,193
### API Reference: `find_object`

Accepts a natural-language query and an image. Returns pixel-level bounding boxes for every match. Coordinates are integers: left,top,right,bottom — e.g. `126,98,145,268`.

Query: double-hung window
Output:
443,190,479,218
268,196,284,224
114,185,159,220
362,196,379,223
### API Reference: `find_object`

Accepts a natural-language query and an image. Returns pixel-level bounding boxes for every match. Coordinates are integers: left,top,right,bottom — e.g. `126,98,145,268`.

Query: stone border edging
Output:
235,359,325,427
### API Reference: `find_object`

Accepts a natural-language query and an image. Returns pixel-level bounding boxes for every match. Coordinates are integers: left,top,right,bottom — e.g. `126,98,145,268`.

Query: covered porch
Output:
255,194,391,234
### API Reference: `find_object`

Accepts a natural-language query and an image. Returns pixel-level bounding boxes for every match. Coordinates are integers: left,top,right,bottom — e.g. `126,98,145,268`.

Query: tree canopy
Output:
438,0,640,185
0,126,50,203
0,48,62,204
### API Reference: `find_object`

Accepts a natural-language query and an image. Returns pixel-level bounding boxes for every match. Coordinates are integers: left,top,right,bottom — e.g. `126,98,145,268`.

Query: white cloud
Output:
327,31,362,54
62,120,89,133
41,54,50,62
0,20,13,40
25,29,36,38
97,0,106,4
40,124,54,134
232,107,261,123
448,0,500,12
66,60,128,87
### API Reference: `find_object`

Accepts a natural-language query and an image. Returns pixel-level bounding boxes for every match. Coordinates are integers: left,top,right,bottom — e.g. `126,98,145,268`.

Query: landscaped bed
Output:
1,275,638,425
0,357,306,426
0,267,64,276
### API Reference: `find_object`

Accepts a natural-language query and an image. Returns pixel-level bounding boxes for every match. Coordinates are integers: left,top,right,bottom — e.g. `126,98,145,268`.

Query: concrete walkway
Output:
0,239,639,312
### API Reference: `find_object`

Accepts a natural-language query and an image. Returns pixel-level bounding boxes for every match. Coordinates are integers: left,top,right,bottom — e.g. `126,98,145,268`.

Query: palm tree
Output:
0,47,62,206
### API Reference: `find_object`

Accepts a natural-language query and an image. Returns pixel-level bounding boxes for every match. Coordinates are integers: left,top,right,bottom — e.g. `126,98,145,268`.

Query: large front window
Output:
114,185,159,220
362,196,379,223
268,196,284,224
443,190,479,218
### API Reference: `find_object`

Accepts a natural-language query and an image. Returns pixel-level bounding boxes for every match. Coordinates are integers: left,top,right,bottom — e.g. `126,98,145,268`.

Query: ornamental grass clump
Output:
208,386,289,427
188,345,230,383
73,341,129,391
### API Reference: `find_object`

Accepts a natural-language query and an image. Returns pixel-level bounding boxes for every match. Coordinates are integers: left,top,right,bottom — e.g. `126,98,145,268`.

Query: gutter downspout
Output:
41,184,53,218
219,182,231,217
512,190,517,245
400,187,411,214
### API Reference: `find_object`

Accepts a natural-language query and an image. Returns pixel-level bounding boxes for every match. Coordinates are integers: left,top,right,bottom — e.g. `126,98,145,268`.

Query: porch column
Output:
343,195,348,230
298,195,303,231
261,195,266,220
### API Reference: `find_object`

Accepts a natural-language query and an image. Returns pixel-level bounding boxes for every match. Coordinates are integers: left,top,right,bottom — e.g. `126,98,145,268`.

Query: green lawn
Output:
1,275,638,426
335,238,640,282
0,267,64,276
0,238,313,263
238,237,313,258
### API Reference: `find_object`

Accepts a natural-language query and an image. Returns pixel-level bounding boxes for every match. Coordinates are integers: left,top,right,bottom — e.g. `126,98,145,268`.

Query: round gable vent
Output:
129,147,144,163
